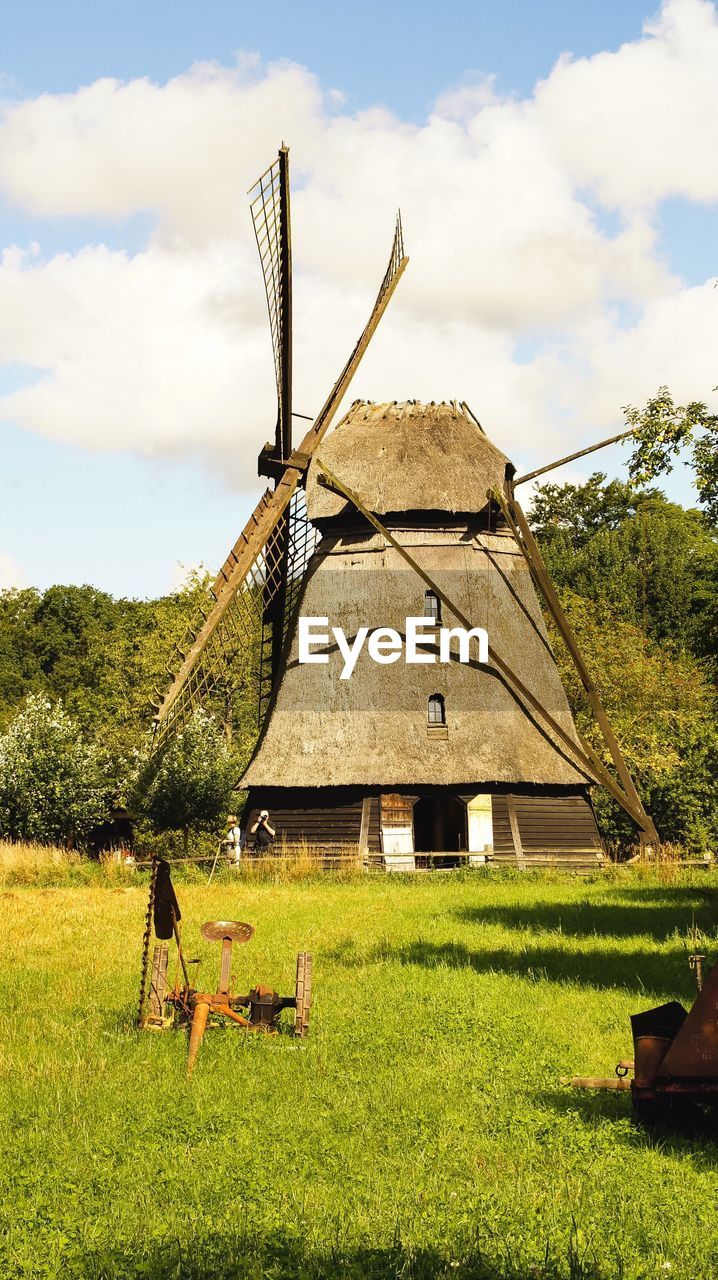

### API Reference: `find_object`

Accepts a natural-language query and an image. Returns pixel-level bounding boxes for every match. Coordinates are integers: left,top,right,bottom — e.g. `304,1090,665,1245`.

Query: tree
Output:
141,708,237,855
0,589,43,725
529,473,660,547
548,594,718,853
532,476,717,667
0,573,263,840
0,695,109,844
623,386,718,523
529,469,718,851
0,573,217,744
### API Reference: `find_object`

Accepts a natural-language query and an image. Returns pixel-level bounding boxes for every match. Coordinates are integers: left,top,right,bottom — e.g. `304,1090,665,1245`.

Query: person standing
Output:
224,814,244,867
250,809,276,852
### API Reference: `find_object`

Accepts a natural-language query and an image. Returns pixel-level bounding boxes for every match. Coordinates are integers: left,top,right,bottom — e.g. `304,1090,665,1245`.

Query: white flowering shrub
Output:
142,708,237,852
0,695,108,844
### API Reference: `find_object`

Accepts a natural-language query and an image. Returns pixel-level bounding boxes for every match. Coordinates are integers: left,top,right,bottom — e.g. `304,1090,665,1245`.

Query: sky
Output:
1,0,717,598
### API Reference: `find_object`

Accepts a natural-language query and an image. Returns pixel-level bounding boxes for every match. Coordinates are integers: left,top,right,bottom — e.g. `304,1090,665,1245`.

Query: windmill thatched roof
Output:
305,400,512,522
240,526,591,791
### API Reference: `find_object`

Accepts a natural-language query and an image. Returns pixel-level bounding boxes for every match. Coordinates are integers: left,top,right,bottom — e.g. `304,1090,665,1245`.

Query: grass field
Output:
2,868,718,1280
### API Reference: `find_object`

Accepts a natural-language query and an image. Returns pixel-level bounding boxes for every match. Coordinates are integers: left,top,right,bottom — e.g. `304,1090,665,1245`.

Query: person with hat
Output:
250,809,276,852
224,814,244,867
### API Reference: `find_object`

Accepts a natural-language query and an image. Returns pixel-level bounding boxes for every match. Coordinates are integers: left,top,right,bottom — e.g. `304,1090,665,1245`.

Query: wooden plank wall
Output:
491,793,603,868
380,794,415,827
244,789,604,866
244,790,375,849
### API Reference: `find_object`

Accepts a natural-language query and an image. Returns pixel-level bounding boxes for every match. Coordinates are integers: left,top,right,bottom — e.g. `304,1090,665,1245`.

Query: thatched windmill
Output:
151,145,658,869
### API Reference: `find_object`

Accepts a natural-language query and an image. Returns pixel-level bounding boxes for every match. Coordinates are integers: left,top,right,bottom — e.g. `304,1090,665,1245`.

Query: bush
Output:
0,695,109,844
141,707,238,854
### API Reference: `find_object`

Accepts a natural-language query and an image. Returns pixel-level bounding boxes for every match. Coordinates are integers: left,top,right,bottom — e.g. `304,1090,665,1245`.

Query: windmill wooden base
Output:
242,786,605,874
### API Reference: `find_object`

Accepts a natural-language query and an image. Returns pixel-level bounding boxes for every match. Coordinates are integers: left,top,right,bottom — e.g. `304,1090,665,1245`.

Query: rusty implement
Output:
137,858,313,1073
566,959,718,1125
184,922,255,1075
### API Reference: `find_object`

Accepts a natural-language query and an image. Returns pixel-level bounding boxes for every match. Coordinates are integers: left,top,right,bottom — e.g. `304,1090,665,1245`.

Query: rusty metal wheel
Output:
294,952,312,1038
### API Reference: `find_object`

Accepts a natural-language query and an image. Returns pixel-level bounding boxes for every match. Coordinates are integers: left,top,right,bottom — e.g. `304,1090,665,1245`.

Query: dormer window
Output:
424,590,441,624
428,693,446,725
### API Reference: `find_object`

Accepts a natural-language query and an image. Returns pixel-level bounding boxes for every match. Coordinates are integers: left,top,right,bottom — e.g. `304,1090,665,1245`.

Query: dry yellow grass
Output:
0,838,77,880
1,836,708,891
0,838,365,888
0,840,138,888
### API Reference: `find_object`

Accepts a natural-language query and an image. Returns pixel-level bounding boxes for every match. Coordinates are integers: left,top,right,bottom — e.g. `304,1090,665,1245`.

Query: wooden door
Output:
380,793,414,854
467,794,493,853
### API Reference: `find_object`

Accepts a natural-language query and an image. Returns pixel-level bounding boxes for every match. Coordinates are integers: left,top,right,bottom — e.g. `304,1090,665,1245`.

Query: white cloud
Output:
0,239,276,474
0,0,716,492
535,0,718,209
563,281,718,428
0,551,25,590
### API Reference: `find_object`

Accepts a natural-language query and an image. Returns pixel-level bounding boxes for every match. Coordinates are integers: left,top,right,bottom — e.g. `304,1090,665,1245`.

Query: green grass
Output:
2,870,718,1279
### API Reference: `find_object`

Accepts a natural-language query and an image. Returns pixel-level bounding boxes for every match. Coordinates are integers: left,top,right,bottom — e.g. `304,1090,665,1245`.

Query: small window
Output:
424,590,441,623
428,693,446,725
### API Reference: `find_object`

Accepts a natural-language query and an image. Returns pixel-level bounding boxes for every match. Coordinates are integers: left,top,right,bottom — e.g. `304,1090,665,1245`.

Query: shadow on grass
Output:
335,937,695,995
539,1087,718,1167
73,1231,606,1280
455,884,718,944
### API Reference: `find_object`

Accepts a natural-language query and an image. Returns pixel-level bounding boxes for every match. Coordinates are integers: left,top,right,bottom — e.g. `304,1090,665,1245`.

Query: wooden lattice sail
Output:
151,146,408,755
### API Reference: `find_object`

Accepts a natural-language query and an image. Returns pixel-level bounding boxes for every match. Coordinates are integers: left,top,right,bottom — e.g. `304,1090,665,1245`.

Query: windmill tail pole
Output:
513,429,636,487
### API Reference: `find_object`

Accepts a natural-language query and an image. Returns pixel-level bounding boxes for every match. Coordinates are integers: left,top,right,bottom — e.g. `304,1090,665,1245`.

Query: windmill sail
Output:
151,486,319,755
248,148,294,683
248,146,292,462
151,200,408,758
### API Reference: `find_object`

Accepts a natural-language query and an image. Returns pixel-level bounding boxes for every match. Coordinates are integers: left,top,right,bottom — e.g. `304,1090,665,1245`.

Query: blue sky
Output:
3,2,656,115
1,0,717,597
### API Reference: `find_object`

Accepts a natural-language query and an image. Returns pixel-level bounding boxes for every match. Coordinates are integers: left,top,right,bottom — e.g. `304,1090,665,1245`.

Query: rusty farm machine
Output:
137,858,312,1073
566,940,718,1126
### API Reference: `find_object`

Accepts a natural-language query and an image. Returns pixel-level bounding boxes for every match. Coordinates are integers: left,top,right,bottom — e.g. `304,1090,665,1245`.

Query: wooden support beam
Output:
358,797,371,857
490,486,658,842
506,795,527,873
513,429,635,487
